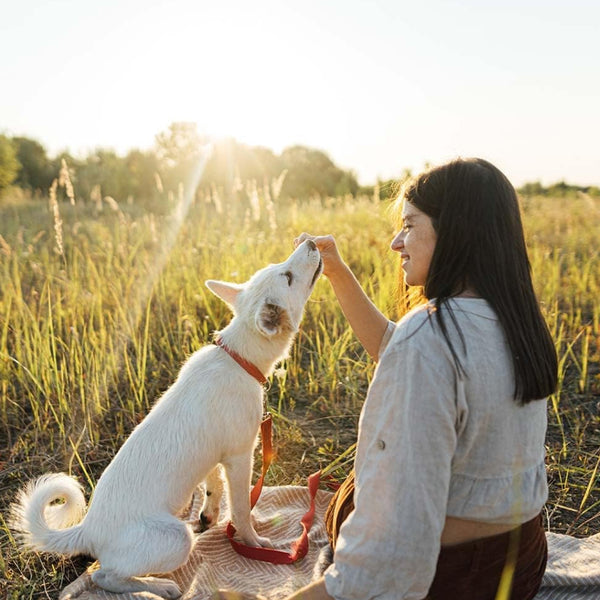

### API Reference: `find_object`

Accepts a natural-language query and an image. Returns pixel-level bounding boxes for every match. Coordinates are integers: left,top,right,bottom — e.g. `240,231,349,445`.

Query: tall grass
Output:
0,185,598,597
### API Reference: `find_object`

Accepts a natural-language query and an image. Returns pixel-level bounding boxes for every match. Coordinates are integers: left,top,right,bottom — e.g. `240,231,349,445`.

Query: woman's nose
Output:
390,231,404,252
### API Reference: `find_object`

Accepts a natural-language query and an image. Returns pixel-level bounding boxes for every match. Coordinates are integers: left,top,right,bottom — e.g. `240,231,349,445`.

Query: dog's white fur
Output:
10,240,322,598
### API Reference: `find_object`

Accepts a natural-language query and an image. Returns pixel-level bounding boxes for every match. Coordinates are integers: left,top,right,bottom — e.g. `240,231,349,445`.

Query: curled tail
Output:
10,473,89,556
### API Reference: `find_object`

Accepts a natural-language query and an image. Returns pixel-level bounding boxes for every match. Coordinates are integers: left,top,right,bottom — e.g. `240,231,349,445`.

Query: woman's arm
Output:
295,234,390,360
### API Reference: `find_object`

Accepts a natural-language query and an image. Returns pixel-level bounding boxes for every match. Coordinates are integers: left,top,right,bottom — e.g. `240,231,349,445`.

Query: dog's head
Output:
206,240,322,338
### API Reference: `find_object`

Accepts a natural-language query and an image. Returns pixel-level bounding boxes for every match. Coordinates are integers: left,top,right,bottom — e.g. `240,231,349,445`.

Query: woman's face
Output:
390,201,437,287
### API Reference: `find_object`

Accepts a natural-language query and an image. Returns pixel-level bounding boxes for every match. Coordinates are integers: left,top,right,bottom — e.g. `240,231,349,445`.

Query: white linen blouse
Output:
324,298,548,600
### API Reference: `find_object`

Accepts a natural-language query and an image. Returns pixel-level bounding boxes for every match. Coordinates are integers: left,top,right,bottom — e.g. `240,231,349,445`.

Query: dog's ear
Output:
256,300,293,337
205,280,243,308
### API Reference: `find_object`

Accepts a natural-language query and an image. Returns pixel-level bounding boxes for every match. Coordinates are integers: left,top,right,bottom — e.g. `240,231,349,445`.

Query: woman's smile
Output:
391,202,437,287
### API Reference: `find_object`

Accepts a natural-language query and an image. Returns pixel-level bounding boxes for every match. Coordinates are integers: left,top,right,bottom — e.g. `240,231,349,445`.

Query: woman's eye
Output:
284,271,293,285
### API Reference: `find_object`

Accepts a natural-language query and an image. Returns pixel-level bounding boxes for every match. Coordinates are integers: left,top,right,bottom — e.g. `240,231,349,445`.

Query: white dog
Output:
10,240,322,598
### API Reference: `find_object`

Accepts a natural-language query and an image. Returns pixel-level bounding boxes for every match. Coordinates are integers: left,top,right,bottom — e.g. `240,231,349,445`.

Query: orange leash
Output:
226,414,321,564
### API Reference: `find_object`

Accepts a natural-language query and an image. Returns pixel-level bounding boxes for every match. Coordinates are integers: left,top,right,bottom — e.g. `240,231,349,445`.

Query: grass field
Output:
0,182,599,598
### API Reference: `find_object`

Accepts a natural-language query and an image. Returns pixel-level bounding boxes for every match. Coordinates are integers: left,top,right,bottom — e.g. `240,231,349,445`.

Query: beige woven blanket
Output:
59,486,600,600
60,485,332,600
536,532,600,600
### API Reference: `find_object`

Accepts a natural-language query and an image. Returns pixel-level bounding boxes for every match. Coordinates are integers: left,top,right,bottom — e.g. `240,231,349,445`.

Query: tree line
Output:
0,123,363,209
1,123,597,207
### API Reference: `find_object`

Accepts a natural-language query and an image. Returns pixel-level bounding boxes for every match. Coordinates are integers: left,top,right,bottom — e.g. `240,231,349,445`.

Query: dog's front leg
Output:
222,453,271,547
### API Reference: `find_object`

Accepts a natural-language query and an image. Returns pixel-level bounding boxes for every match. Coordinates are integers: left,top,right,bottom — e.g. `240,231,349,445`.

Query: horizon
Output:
3,129,597,190
1,0,599,188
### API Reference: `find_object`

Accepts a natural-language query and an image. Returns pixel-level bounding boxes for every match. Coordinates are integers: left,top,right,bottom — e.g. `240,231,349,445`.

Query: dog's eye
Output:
206,491,212,497
283,271,293,286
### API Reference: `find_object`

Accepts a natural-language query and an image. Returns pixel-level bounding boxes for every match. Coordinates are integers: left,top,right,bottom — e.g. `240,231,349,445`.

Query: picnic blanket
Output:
537,531,600,600
59,485,600,600
60,485,332,600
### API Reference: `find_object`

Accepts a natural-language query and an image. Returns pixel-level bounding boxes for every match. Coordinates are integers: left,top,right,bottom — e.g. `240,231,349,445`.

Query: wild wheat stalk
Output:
0,234,12,256
246,180,261,222
154,172,164,194
104,196,119,212
58,158,75,205
91,184,102,211
49,178,64,256
211,183,223,214
264,180,277,232
272,169,287,201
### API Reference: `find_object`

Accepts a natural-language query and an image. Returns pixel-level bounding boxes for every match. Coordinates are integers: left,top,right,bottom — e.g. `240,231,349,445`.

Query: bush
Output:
0,135,20,192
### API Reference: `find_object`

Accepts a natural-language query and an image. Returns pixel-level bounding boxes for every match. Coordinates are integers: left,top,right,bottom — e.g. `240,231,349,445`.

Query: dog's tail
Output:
10,473,89,556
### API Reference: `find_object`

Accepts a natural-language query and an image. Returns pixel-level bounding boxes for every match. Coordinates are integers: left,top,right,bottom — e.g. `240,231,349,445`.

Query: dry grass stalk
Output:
49,178,64,256
154,172,164,193
104,196,119,212
246,180,261,222
232,173,244,194
58,158,76,205
263,180,277,232
0,234,12,256
373,182,380,203
211,183,223,214
272,169,287,201
91,184,102,211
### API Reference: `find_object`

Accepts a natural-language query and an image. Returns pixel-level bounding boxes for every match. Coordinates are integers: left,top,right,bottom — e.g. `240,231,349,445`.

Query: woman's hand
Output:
294,233,345,279
295,232,389,360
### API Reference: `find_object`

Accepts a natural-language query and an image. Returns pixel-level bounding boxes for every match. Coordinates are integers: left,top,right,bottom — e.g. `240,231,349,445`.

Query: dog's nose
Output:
306,239,317,251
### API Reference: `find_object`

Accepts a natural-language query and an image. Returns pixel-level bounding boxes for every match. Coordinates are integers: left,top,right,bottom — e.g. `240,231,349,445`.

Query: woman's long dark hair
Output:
402,157,557,404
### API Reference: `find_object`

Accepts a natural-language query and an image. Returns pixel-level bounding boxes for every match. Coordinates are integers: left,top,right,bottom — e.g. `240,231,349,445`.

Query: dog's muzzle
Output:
311,257,323,287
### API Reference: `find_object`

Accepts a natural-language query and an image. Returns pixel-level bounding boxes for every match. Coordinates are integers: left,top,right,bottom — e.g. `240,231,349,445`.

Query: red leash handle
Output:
226,415,321,564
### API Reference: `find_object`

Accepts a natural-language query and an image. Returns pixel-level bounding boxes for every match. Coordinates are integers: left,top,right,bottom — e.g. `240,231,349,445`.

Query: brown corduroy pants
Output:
325,470,547,600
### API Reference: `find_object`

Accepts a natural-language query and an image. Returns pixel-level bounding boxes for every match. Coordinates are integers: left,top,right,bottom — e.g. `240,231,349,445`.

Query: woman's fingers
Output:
294,233,336,251
293,233,344,279
293,232,315,248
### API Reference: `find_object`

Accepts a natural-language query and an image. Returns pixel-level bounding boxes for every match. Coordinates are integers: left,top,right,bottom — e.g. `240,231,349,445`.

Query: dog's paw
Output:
248,534,273,548
236,528,273,548
163,583,182,600
144,577,182,599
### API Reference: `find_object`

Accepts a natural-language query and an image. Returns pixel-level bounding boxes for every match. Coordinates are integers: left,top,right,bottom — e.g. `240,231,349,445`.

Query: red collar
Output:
215,336,268,386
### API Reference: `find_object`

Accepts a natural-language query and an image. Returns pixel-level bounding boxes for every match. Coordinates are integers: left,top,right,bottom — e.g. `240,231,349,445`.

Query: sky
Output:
1,0,599,187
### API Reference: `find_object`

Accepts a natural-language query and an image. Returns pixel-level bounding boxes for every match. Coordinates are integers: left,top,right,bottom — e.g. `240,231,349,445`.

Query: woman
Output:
219,158,556,600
